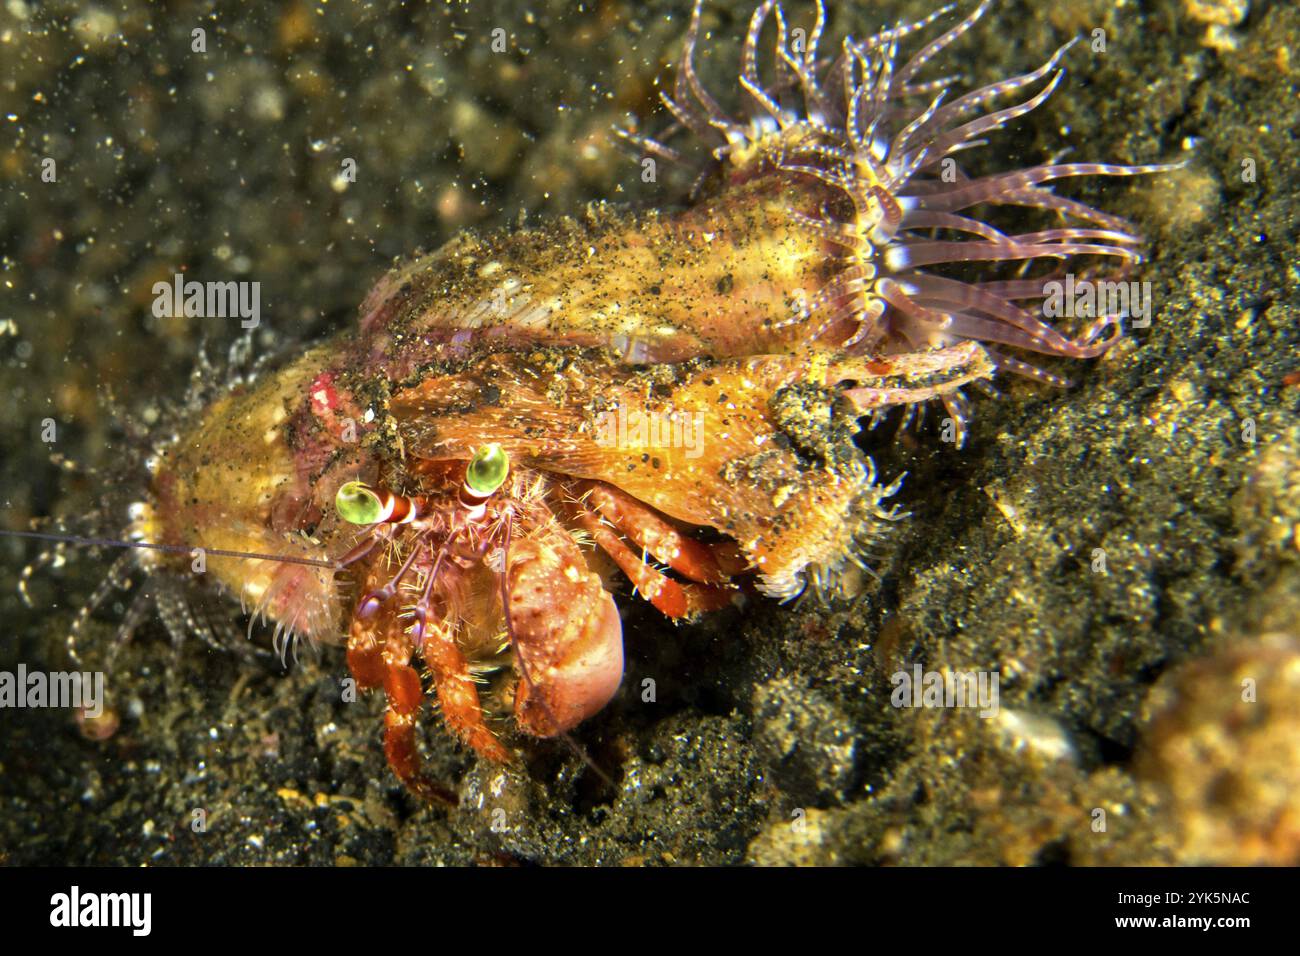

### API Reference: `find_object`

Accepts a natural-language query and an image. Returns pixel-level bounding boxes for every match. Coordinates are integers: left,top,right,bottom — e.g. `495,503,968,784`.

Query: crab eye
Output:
466,443,509,495
335,481,384,525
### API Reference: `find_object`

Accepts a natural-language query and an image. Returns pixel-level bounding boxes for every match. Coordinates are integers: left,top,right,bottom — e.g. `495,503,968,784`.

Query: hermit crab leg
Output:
345,613,388,690
378,618,431,792
827,341,996,414
576,481,745,585
355,531,428,619
406,544,446,646
418,614,511,763
568,507,735,619
345,593,458,805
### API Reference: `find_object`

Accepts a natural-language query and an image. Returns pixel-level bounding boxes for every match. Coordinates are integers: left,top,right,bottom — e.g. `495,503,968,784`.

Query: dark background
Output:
0,0,1297,865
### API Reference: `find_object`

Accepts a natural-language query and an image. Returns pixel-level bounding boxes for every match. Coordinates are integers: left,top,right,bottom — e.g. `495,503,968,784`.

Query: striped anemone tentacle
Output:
632,0,1178,446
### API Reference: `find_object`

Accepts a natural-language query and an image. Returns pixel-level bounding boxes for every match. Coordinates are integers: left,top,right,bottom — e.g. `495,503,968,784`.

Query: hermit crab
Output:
31,0,1170,799
119,327,982,797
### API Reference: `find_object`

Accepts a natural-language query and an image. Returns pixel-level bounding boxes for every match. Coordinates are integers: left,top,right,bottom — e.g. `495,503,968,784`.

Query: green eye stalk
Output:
335,481,385,525
333,445,508,529
466,444,510,496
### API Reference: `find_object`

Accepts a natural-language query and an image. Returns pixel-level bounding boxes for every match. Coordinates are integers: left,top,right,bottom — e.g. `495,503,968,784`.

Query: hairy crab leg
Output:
418,613,511,763
345,616,387,690
379,621,432,794
575,481,746,585
827,342,996,413
345,586,458,805
568,507,736,619
354,531,429,618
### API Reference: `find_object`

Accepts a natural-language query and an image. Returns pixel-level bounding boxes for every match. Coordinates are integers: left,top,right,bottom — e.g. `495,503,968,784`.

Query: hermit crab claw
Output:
505,533,625,738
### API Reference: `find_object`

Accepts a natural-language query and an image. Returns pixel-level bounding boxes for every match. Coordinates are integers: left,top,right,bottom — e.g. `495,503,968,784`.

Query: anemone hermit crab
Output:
38,0,1171,799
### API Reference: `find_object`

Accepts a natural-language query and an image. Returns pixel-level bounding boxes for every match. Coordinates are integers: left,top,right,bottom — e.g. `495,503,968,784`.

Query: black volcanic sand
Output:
1,0,1297,865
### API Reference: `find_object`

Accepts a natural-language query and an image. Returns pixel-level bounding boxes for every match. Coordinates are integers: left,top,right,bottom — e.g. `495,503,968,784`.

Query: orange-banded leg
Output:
349,539,512,770
403,550,511,763
416,568,511,763
420,626,510,762
577,481,747,584
345,618,388,691
565,484,738,619
346,592,457,805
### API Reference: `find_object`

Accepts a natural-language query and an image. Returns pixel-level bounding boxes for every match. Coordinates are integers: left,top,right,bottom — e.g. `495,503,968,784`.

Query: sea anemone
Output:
625,0,1176,444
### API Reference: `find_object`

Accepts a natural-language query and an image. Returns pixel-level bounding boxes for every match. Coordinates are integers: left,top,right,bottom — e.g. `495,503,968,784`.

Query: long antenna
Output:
0,527,341,570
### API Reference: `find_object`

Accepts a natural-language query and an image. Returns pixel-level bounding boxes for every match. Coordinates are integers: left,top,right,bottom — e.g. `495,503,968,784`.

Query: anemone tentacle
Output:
629,0,1176,445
